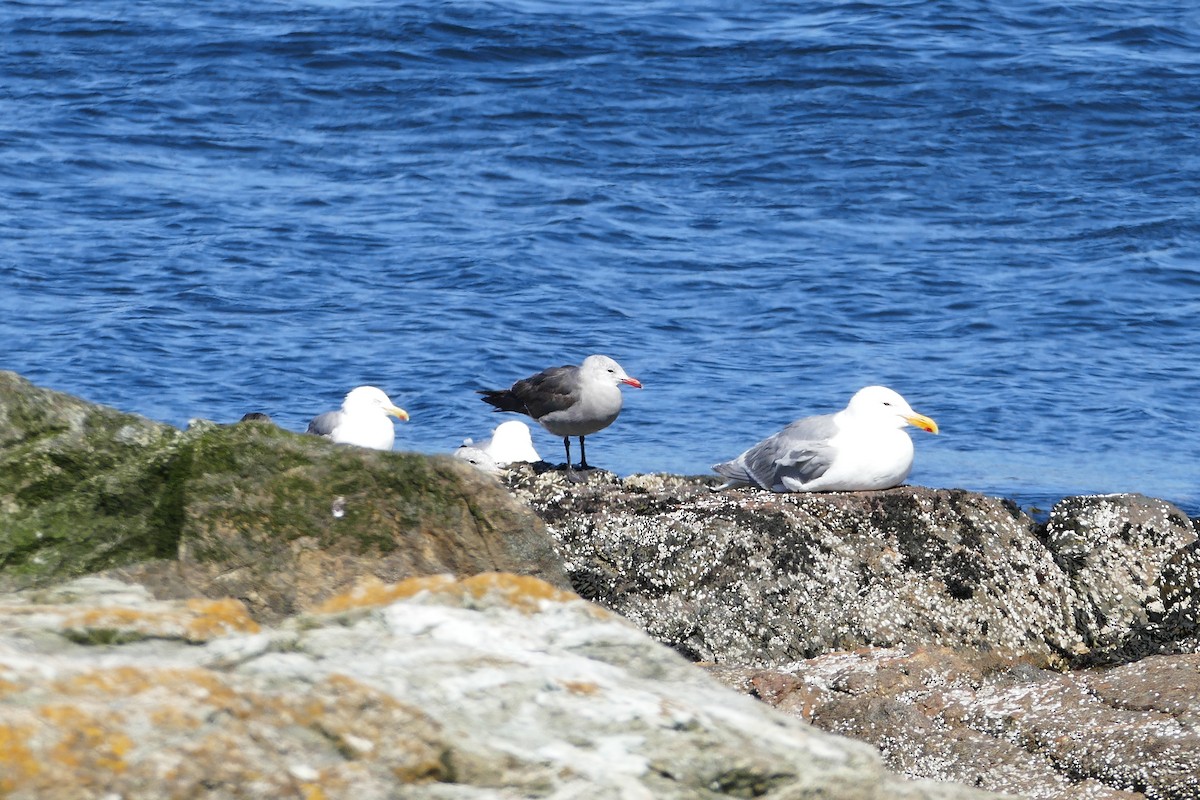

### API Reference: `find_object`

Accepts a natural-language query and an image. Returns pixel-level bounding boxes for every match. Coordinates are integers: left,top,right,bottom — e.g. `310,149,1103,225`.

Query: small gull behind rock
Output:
454,420,542,473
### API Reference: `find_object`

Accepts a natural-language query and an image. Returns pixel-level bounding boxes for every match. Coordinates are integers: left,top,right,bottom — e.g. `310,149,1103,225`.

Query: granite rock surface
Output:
0,573,1007,800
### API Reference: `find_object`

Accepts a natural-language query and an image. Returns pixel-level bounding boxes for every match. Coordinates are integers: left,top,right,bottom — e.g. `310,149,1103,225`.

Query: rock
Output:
1155,538,1200,655
0,573,1007,800
505,469,1199,669
0,372,568,619
503,469,1200,800
1043,494,1199,664
0,371,183,585
7,373,1200,800
0,576,260,645
708,647,1200,800
129,418,567,620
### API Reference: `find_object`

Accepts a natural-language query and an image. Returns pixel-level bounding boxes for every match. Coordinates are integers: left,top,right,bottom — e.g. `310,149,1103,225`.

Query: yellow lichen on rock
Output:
457,572,581,612
58,598,259,644
182,598,261,639
41,703,133,774
312,574,459,614
559,680,602,696
49,665,233,700
0,665,450,797
312,572,590,617
0,722,40,791
301,784,328,800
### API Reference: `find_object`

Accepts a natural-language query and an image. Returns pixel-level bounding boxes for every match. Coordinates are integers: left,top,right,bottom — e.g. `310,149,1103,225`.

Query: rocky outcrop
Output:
0,371,567,619
505,468,1200,800
0,573,1006,800
6,372,1200,800
505,469,1199,669
111,418,568,620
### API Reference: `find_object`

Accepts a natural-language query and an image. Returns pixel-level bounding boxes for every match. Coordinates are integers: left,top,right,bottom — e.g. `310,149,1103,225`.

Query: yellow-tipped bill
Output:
905,413,939,434
389,406,410,422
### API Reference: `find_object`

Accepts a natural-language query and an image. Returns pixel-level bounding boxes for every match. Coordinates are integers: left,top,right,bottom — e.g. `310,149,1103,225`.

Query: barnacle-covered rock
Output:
506,468,1197,668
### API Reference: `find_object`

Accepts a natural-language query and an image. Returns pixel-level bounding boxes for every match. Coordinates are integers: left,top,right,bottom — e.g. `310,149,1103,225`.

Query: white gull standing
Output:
306,386,409,451
479,355,641,474
712,385,938,492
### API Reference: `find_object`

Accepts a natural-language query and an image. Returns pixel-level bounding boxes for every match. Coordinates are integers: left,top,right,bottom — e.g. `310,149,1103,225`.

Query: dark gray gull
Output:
712,385,938,492
306,386,409,451
479,354,641,473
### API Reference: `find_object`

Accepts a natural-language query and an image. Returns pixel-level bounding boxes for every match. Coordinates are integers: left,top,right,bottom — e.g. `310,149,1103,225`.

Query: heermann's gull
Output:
712,385,938,492
479,354,641,474
306,386,409,451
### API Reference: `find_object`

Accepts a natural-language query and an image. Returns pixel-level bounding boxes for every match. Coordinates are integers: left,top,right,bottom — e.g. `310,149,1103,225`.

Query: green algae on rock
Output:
0,372,568,616
157,419,568,619
0,372,184,588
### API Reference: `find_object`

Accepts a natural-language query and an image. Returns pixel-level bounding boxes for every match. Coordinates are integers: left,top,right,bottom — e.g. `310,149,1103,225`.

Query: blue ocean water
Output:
2,0,1198,514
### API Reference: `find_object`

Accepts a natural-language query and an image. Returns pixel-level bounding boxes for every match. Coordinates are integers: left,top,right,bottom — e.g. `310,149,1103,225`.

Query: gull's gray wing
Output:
306,410,342,437
715,413,839,491
511,365,581,420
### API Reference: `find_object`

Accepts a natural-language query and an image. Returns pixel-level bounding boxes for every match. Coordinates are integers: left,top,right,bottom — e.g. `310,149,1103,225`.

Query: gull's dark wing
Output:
509,365,581,420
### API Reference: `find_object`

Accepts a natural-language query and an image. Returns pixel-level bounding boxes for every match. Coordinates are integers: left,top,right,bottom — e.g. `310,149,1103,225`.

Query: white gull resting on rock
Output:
453,444,499,474
454,420,542,472
306,386,409,451
712,385,938,492
479,355,641,474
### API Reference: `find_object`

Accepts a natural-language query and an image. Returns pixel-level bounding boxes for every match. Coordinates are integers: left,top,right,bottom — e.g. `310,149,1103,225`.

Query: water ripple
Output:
1,0,1198,513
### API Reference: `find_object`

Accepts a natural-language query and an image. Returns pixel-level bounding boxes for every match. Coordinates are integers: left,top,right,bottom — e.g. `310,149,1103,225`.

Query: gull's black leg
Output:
579,436,589,470
563,436,584,483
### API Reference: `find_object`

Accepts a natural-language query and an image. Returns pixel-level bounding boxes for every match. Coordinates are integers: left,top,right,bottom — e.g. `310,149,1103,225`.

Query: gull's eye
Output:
883,402,892,406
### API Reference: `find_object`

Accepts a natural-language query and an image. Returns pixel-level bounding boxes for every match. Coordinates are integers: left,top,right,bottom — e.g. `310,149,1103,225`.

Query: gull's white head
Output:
454,444,500,473
342,386,410,421
582,354,643,389
845,386,938,433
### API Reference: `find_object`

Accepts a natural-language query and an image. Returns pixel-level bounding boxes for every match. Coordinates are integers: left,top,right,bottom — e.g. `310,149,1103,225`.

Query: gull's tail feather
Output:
711,458,753,491
478,389,528,415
